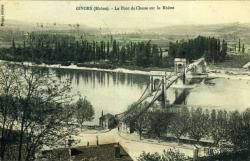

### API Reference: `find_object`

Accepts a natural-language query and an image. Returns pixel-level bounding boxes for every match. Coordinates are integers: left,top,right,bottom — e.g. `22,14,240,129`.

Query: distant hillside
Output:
2,20,250,35
1,21,250,47
144,23,250,44
1,19,99,33
146,23,250,35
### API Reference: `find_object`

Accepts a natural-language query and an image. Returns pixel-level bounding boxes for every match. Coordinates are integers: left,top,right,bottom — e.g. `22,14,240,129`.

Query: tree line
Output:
0,64,94,161
0,34,230,67
168,36,228,63
0,33,163,67
238,39,246,53
123,102,250,151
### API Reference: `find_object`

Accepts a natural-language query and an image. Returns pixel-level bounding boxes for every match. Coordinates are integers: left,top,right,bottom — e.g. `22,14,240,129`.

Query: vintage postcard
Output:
0,0,250,161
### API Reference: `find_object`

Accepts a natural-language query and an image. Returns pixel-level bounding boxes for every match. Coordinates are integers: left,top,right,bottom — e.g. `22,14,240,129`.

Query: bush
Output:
138,148,190,161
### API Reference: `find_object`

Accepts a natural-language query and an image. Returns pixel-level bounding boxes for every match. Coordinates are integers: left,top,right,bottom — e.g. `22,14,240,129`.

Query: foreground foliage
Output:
138,149,189,161
124,102,250,151
0,64,76,161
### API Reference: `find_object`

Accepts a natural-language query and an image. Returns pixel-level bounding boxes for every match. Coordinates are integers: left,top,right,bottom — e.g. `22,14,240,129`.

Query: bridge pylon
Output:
149,75,167,108
183,67,186,85
174,58,187,85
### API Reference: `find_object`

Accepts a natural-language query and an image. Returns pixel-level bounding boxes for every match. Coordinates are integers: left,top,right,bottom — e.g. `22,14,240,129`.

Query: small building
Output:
99,112,117,129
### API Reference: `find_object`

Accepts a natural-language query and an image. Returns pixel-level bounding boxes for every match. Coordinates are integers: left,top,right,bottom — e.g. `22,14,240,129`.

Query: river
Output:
51,68,250,125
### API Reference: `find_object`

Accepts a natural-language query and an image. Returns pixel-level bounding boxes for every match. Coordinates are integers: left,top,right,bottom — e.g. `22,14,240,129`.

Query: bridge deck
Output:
186,58,205,72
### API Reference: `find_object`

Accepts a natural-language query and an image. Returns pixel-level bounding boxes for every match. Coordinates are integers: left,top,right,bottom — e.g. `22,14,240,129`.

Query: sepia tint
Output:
0,0,250,161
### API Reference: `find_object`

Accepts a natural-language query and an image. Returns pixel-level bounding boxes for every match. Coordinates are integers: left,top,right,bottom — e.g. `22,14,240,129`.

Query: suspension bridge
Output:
116,58,207,125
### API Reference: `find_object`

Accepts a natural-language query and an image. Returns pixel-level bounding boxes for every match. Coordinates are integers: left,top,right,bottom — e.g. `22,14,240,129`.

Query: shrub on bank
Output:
125,101,250,152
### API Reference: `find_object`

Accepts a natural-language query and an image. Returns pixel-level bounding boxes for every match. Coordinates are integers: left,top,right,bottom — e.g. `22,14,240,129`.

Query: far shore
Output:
1,59,250,80
0,59,167,76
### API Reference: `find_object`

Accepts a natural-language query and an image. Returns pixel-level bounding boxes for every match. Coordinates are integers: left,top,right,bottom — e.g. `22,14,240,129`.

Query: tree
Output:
242,44,245,53
209,110,228,146
136,110,149,140
148,109,174,139
0,64,76,161
11,38,16,56
169,107,190,144
188,108,209,143
119,46,126,64
106,41,110,59
227,110,246,151
74,97,95,130
0,64,19,160
238,39,241,52
145,41,152,65
242,108,250,150
221,39,227,61
111,40,117,62
123,102,150,140
159,48,163,66
152,44,160,66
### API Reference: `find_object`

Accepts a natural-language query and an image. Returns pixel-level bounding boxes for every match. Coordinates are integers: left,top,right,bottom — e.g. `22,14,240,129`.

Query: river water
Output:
52,68,250,125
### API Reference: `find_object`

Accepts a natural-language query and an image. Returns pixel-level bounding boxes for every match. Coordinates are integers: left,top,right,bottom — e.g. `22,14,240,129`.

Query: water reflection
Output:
52,68,149,124
54,68,149,89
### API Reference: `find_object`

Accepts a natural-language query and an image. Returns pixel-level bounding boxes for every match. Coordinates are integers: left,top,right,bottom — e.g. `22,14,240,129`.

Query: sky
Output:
2,1,250,29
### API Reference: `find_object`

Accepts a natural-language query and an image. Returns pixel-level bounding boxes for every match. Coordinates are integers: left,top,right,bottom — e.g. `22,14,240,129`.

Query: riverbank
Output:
1,59,250,80
208,65,250,80
0,59,168,76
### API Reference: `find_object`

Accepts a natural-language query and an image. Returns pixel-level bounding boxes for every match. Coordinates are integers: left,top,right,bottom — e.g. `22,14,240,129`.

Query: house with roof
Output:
99,111,117,129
